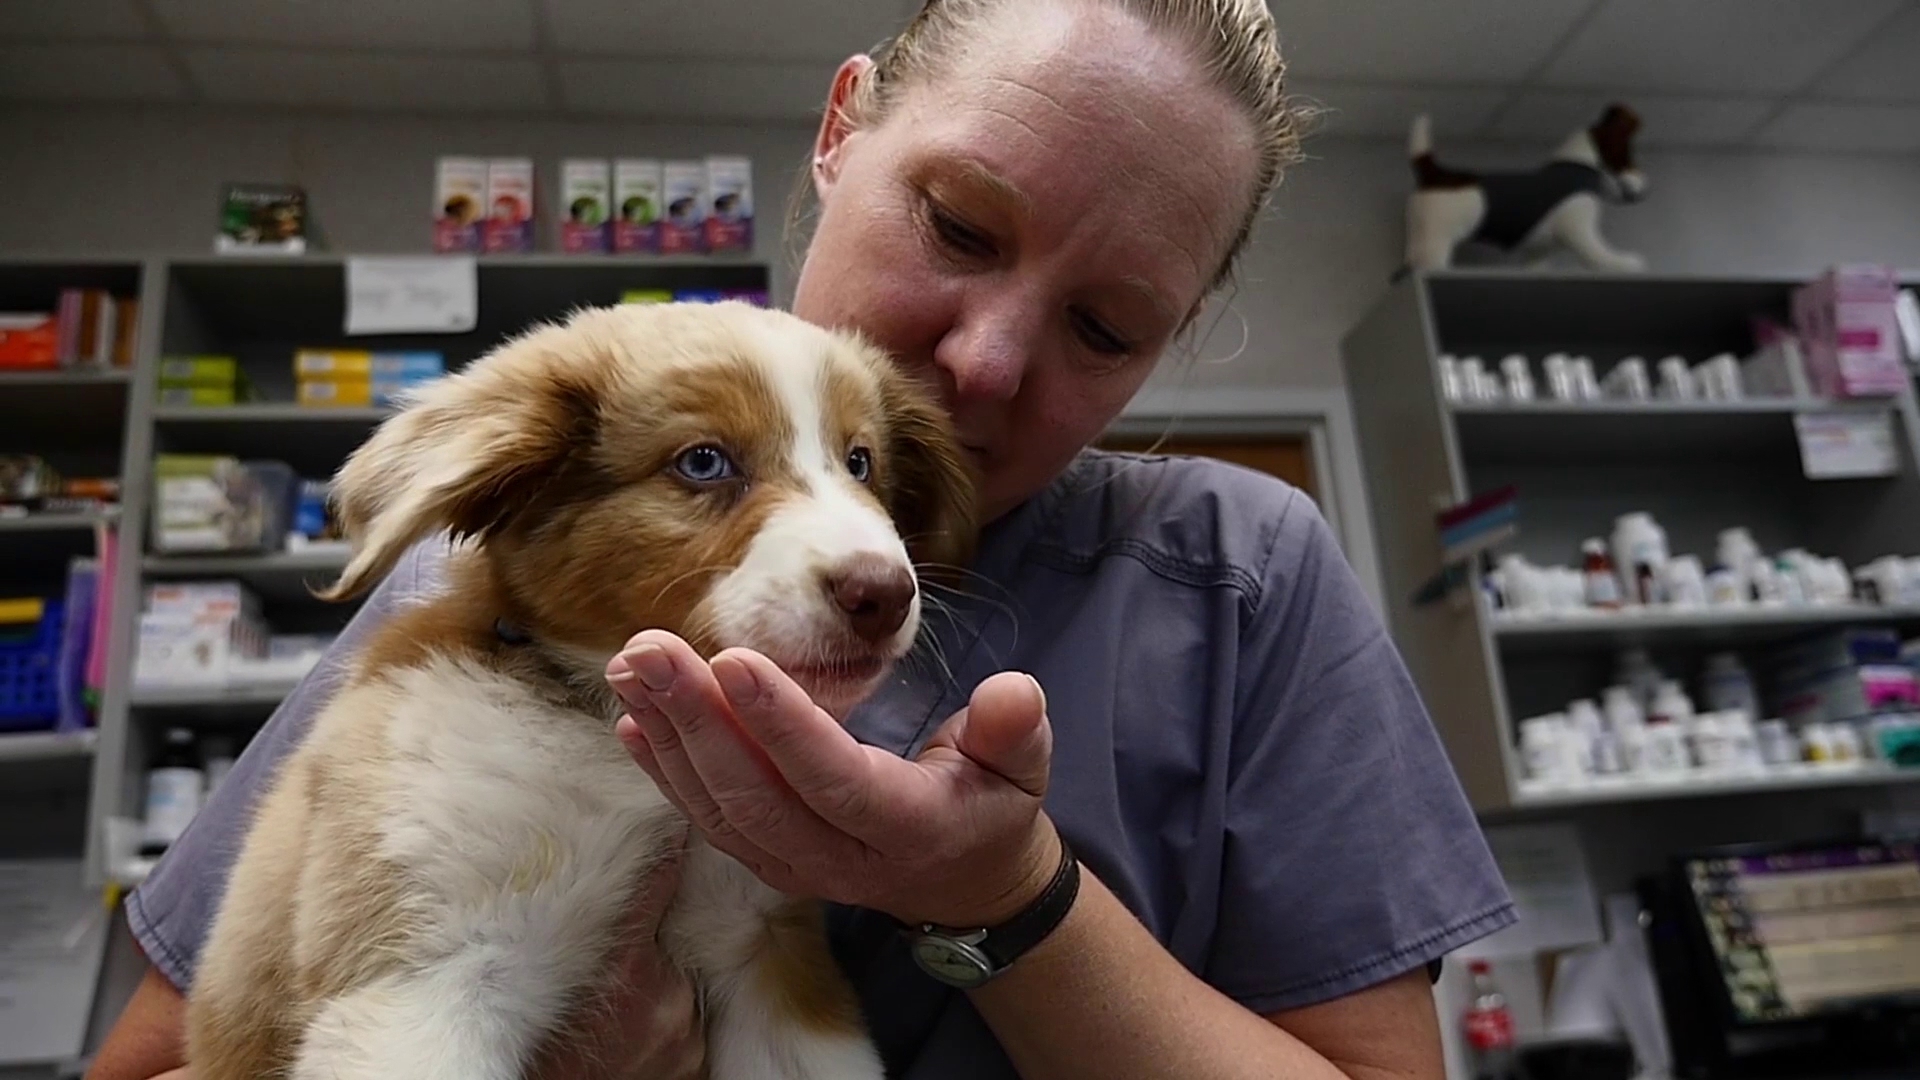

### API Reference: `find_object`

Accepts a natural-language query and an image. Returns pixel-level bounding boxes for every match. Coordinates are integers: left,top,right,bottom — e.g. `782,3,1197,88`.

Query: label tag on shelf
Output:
1792,410,1900,479
1457,822,1603,959
344,256,477,335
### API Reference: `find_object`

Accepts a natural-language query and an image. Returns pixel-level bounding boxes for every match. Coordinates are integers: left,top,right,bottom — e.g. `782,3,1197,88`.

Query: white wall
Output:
5,103,1920,392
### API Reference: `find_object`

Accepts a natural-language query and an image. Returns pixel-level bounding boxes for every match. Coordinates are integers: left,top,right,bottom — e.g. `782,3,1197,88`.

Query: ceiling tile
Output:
185,49,550,111
1807,5,1920,104
151,0,536,51
0,0,149,39
549,0,916,61
1539,0,1907,96
559,58,831,121
0,43,186,101
1750,103,1920,154
1489,92,1775,147
1289,81,1508,140
1271,0,1595,84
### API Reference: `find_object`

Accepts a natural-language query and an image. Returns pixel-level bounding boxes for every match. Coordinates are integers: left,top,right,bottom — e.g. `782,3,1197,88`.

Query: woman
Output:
89,2,1515,1078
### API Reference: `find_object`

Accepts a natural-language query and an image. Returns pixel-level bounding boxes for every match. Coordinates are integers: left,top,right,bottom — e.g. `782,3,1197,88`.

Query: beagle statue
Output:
1403,104,1648,273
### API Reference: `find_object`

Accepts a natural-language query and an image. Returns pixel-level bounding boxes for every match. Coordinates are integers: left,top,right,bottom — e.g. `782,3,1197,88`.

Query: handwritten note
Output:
344,256,477,335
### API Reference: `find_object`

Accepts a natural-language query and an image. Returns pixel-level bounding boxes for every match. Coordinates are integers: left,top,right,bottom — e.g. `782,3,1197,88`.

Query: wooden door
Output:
1097,433,1317,501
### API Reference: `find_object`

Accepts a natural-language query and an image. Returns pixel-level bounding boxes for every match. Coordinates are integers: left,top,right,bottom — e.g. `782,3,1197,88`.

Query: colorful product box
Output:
702,155,754,253
434,157,488,253
158,386,238,407
1792,264,1910,399
0,313,59,369
613,159,664,254
659,160,708,255
560,159,611,254
294,350,445,381
483,158,536,254
297,377,438,408
158,355,239,386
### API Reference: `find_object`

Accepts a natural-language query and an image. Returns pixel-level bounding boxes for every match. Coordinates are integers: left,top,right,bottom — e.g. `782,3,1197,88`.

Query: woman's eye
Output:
928,202,995,258
673,445,737,484
1071,308,1133,357
846,446,873,483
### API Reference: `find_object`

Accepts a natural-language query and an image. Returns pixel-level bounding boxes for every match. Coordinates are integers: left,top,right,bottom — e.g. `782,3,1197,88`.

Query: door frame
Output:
1106,386,1385,615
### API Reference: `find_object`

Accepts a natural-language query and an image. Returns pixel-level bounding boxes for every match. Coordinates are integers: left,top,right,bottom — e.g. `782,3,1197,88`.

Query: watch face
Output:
911,935,995,988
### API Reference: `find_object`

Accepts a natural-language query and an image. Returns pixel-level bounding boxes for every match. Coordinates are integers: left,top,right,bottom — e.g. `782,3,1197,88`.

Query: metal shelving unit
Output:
0,259,150,875
1342,268,1920,815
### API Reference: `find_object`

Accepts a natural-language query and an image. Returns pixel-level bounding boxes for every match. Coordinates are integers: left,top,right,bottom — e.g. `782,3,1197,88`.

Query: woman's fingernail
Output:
1025,672,1046,710
627,644,675,691
714,658,758,707
606,655,637,685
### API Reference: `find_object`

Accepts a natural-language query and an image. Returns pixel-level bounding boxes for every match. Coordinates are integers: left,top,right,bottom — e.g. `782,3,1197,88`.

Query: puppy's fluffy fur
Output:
184,301,975,1080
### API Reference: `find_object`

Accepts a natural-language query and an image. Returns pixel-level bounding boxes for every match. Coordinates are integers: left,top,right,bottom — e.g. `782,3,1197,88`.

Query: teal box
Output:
370,351,445,379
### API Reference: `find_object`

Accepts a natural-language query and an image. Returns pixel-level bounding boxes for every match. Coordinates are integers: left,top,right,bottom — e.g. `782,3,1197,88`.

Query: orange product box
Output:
0,313,59,368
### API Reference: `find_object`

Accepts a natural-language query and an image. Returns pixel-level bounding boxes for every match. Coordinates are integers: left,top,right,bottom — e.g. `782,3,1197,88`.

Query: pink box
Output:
482,158,536,254
1792,264,1908,398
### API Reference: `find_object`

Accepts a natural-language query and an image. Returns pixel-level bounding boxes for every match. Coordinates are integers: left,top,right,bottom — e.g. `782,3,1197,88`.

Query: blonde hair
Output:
789,0,1308,293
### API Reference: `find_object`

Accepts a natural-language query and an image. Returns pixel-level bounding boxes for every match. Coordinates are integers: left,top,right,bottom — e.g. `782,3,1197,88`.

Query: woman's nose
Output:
933,309,1031,403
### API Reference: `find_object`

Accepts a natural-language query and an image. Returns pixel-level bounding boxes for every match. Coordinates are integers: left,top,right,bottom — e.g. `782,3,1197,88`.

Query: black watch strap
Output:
971,836,1081,969
904,835,1081,986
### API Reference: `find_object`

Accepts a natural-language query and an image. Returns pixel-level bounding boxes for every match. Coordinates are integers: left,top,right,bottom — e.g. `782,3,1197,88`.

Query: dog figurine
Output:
184,300,976,1080
1404,104,1648,273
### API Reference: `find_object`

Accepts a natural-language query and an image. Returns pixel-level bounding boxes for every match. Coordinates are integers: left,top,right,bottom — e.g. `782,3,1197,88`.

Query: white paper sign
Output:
1458,822,1604,959
1793,410,1900,480
345,255,477,335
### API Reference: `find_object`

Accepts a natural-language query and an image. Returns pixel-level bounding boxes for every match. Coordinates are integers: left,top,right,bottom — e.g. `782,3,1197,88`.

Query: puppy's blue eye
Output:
847,447,873,483
674,445,736,484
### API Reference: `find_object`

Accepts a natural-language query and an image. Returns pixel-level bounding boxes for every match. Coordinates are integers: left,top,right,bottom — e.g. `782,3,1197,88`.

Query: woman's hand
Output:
606,629,1061,930
523,827,707,1080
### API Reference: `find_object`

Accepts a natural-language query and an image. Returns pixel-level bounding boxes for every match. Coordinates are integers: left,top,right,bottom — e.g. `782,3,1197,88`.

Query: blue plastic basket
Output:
0,601,64,731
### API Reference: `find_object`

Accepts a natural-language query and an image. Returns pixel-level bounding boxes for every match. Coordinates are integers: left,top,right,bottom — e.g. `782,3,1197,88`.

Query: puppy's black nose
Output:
824,554,916,643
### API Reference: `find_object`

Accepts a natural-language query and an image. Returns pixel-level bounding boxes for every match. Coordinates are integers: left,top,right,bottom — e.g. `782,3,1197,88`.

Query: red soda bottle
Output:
1463,959,1518,1080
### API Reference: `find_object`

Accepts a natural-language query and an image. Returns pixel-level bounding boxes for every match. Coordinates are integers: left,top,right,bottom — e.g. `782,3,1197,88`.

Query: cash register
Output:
1638,836,1920,1080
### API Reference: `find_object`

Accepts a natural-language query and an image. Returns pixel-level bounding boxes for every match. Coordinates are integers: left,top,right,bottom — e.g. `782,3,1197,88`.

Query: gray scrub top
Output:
127,449,1515,1076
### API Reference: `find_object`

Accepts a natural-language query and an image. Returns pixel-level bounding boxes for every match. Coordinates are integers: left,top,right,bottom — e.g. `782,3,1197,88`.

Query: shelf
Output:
1490,603,1920,652
0,508,118,533
144,548,348,574
154,404,391,423
144,548,352,603
0,368,131,386
1449,398,1896,467
161,256,773,343
130,682,296,709
0,728,98,763
1512,760,1920,810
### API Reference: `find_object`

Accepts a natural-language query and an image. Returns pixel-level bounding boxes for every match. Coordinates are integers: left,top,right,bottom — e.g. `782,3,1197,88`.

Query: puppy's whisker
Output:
648,564,734,610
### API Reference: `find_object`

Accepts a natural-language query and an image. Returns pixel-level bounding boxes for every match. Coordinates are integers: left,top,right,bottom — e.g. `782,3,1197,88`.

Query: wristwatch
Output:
903,836,1081,989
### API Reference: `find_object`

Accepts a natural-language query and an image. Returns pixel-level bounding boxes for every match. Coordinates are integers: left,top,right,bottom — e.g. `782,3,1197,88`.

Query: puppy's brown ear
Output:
878,370,978,582
318,316,611,601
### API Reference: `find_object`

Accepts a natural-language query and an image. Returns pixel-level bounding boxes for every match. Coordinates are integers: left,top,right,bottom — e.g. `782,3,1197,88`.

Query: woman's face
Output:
792,3,1258,523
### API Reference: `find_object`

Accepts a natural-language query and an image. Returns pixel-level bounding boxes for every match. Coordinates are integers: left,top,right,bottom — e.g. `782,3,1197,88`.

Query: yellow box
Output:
0,597,45,625
297,378,373,407
158,385,237,407
294,349,374,380
158,355,238,386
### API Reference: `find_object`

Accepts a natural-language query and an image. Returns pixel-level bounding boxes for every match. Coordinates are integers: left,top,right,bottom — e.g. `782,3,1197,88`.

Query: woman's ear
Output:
318,318,611,601
878,370,978,582
812,54,874,199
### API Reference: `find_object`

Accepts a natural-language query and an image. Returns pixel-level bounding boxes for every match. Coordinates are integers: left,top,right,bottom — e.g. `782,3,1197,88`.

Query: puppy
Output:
184,300,975,1080
1404,103,1648,273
